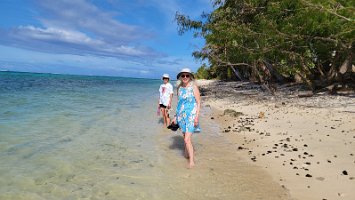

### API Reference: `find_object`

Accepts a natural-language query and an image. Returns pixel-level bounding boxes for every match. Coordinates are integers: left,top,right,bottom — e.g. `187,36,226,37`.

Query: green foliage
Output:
175,0,355,87
195,63,211,79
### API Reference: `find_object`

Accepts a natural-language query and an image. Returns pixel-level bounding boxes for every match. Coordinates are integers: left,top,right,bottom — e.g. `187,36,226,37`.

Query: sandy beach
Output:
197,80,355,200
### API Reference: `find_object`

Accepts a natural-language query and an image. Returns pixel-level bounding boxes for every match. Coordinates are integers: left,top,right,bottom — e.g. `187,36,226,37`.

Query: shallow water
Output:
0,72,289,200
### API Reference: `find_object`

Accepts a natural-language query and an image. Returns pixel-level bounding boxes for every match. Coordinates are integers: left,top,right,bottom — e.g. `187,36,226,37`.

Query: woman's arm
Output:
193,84,201,126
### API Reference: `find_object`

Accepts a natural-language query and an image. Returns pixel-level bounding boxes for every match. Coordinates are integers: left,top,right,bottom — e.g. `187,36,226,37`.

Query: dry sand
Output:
197,80,355,200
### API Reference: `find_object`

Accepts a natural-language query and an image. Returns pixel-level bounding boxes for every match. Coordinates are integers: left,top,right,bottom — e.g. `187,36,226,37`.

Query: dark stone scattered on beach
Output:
223,109,243,117
292,148,298,151
211,117,214,119
342,170,348,175
305,174,312,177
251,156,257,162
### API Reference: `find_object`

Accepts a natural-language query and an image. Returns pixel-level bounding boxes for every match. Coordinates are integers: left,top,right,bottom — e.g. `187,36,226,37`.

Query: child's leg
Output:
165,109,170,127
162,108,168,126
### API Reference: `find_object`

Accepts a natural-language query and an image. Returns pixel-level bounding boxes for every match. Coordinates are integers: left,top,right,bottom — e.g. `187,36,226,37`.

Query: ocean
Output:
0,71,287,200
0,71,170,199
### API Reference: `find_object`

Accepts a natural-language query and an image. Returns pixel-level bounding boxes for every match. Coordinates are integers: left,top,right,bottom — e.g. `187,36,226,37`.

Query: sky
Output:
0,0,213,79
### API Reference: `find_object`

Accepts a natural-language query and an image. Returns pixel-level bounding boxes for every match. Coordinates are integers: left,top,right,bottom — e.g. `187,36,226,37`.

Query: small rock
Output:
223,109,243,117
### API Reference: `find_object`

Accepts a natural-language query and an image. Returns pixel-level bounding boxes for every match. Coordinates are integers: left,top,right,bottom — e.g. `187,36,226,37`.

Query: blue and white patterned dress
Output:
176,84,198,133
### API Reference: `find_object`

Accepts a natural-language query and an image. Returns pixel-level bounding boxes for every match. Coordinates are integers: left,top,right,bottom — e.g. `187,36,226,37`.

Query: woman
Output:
158,73,174,127
175,68,201,168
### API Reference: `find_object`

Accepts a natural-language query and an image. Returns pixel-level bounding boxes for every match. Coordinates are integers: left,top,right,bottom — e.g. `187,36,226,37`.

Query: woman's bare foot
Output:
187,162,195,169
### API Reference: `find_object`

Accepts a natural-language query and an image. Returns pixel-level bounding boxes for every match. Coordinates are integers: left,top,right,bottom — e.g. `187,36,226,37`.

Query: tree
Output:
176,0,354,92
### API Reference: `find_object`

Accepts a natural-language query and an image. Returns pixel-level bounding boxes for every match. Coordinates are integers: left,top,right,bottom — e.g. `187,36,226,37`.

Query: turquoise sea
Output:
0,71,288,200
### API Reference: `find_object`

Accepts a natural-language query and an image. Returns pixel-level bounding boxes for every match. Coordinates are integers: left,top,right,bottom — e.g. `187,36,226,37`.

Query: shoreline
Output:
197,80,355,200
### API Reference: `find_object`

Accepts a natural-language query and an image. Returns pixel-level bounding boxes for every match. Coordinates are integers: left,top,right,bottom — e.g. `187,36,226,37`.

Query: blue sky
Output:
0,0,212,79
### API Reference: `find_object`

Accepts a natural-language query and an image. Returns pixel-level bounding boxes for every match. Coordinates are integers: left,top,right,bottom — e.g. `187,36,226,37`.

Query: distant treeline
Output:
176,0,354,93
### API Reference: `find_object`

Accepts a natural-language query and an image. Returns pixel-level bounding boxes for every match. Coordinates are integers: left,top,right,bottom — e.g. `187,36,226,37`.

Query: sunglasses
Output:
181,74,190,78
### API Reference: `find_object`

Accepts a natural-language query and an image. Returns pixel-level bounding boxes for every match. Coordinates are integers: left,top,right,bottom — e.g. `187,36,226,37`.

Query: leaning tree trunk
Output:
230,66,244,81
263,60,285,83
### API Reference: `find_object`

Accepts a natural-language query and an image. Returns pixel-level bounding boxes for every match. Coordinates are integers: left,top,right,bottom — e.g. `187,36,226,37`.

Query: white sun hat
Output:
162,73,170,79
176,68,194,79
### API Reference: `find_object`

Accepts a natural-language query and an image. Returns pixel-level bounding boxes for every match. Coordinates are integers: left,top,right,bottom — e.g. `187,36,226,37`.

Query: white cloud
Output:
37,0,149,44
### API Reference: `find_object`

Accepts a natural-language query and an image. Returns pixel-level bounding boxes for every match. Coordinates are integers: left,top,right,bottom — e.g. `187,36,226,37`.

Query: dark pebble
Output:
342,170,348,175
211,117,214,119
305,174,312,177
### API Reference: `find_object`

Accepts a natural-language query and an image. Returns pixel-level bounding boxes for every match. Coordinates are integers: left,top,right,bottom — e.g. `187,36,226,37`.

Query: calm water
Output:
0,71,289,200
0,72,168,199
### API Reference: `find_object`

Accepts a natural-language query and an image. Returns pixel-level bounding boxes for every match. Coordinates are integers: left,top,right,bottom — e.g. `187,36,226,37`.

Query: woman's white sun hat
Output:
162,73,170,79
177,68,194,79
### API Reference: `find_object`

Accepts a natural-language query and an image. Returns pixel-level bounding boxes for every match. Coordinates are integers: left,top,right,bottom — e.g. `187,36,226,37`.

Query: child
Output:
158,74,174,127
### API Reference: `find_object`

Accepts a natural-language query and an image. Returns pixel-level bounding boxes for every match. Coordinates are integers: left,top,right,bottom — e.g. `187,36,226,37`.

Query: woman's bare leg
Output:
183,134,189,159
183,132,194,168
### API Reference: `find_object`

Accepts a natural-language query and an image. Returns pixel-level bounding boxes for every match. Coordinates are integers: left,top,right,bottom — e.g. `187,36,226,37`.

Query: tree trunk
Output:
230,66,244,81
263,60,285,83
339,53,352,74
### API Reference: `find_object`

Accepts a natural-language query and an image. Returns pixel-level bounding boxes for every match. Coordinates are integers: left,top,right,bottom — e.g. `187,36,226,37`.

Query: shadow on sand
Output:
169,135,185,156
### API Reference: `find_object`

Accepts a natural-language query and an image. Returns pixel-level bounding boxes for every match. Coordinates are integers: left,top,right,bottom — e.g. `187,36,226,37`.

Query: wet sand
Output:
197,80,355,200
156,95,291,200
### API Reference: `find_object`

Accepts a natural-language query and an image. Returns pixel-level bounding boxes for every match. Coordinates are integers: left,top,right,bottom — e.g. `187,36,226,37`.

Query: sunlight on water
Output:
0,72,289,200
0,72,165,199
